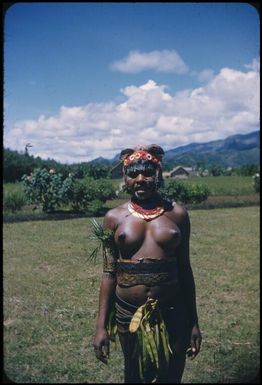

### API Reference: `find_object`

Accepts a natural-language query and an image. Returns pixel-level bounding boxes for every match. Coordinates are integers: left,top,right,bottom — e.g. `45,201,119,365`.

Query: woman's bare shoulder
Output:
168,201,190,225
103,202,129,229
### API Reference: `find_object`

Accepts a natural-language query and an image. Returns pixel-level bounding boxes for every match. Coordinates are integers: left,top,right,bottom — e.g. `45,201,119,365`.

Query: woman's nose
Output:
136,173,145,182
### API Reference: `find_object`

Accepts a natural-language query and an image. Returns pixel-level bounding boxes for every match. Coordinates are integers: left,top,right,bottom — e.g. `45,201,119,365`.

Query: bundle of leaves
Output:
88,219,117,262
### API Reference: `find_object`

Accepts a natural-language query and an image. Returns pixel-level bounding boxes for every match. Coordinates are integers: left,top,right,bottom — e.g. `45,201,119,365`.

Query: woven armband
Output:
103,247,117,273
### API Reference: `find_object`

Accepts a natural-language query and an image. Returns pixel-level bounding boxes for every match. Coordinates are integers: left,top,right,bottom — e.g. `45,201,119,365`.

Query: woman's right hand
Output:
93,328,110,364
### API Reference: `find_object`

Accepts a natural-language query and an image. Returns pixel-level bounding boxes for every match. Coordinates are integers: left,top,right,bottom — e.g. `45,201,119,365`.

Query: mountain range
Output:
91,130,260,168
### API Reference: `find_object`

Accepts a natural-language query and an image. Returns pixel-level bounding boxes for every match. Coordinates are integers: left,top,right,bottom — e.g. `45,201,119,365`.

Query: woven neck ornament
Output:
128,199,165,221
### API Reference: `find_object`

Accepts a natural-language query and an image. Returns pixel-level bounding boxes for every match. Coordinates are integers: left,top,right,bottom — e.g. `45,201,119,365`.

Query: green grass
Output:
3,206,259,383
183,175,256,196
3,182,24,194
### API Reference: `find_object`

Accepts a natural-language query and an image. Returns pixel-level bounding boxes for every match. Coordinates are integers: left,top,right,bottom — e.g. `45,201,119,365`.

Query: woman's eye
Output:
127,169,155,178
127,171,139,178
143,170,155,177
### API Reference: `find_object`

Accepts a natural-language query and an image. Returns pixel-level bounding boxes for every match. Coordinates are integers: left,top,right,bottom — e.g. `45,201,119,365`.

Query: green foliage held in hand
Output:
88,218,116,262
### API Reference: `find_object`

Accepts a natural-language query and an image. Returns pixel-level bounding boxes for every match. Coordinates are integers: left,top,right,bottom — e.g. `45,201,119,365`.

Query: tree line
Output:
3,148,113,183
4,147,260,184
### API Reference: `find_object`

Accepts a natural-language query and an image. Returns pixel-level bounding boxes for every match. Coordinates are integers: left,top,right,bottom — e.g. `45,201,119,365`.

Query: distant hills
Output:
91,130,260,168
163,130,260,168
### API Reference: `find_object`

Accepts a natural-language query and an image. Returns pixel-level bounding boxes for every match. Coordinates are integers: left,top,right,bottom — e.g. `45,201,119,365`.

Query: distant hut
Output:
164,166,198,179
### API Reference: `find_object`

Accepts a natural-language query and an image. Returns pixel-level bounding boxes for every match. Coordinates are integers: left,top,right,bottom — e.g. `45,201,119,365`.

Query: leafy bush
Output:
94,179,116,202
236,164,259,176
253,173,260,193
85,163,110,179
21,168,74,212
188,183,210,203
3,190,27,213
87,199,106,216
67,177,116,212
160,179,210,204
67,179,89,211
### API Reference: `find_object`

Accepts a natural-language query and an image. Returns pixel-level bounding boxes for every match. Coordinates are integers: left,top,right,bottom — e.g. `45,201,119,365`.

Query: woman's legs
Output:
115,295,190,383
115,294,141,383
118,331,141,383
160,303,191,383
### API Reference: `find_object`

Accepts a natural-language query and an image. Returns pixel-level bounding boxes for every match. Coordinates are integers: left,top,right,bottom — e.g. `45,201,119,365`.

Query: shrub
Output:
21,168,74,212
253,173,260,193
94,179,116,202
188,183,210,204
87,199,105,216
3,190,27,213
67,179,92,211
160,179,210,204
67,177,116,212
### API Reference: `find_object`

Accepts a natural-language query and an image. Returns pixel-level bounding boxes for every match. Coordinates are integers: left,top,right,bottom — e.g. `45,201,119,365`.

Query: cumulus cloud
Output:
4,59,260,163
244,58,260,72
196,69,215,83
110,49,189,74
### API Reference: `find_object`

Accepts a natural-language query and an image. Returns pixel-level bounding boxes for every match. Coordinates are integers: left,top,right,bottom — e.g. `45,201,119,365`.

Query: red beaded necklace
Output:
128,199,165,221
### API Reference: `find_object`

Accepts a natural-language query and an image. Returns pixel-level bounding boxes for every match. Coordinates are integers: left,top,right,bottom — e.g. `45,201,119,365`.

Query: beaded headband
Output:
123,150,160,167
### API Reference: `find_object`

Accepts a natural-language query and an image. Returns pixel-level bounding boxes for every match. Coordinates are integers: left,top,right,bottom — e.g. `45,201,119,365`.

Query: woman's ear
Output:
147,144,165,161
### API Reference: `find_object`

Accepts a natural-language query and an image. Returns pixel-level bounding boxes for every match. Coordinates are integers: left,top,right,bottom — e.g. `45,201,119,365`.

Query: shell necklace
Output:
127,198,165,221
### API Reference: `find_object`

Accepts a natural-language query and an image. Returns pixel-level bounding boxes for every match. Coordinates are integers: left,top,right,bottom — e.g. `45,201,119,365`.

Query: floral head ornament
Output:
123,150,160,167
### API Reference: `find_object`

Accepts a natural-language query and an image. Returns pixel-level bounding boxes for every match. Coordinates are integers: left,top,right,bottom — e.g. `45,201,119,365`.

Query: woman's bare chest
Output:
115,215,182,249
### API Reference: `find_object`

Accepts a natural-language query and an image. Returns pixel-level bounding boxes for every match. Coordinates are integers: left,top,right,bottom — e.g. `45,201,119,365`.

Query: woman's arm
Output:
176,207,202,359
93,210,118,364
93,272,116,363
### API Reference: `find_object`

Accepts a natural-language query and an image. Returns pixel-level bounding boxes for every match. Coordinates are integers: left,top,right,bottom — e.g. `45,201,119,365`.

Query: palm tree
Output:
25,143,33,156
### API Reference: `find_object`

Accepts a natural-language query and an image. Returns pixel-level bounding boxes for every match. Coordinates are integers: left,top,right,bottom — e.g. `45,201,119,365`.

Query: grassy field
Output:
3,205,260,383
182,175,256,196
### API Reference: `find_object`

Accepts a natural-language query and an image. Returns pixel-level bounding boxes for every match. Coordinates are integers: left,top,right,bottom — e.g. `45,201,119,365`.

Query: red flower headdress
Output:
120,144,164,167
123,150,160,167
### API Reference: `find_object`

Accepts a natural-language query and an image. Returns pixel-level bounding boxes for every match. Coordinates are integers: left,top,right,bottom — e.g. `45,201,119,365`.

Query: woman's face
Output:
124,162,157,200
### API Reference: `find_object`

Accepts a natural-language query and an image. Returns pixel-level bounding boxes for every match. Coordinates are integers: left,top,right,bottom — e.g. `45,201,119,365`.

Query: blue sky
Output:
4,2,260,163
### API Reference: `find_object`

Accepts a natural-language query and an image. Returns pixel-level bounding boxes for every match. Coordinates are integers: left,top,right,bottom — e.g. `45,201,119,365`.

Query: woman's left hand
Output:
187,324,202,359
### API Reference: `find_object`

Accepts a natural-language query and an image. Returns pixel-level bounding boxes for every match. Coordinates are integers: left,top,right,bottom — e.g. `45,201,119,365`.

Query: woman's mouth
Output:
135,187,147,193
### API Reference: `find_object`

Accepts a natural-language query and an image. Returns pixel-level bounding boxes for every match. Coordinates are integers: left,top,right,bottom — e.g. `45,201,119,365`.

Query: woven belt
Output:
116,258,177,287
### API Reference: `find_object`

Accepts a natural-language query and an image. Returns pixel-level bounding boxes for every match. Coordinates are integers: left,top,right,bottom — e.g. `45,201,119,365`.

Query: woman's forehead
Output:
126,160,156,169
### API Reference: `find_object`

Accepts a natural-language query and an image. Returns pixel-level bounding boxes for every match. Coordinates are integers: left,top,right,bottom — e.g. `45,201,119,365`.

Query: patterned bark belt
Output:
116,259,178,287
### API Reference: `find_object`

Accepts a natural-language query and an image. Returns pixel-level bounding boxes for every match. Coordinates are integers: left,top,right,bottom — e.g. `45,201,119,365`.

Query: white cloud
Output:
4,59,260,164
111,49,189,74
244,58,260,72
196,69,215,83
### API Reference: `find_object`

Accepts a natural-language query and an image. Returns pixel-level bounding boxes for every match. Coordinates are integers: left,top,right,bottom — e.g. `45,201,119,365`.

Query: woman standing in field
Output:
93,144,202,383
